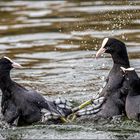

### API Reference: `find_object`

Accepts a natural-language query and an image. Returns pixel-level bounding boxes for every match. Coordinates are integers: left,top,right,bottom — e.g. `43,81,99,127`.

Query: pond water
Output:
0,0,140,139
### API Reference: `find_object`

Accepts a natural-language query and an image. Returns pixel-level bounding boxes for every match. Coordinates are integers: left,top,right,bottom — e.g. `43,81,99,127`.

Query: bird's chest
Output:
100,72,123,97
126,95,139,114
107,72,123,91
1,90,16,114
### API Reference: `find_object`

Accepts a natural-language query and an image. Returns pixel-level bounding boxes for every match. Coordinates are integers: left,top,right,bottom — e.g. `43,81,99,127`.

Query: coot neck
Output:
0,70,13,92
112,63,130,70
111,53,130,67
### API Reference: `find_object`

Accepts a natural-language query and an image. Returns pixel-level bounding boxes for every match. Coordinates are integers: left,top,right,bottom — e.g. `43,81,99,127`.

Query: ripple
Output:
26,18,84,24
0,0,139,139
0,33,74,43
56,44,79,49
71,29,140,38
14,10,52,18
59,5,140,13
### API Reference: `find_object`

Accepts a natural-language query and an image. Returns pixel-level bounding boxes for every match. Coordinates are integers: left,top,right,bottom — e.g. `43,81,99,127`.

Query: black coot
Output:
95,38,130,118
121,67,140,121
0,56,69,126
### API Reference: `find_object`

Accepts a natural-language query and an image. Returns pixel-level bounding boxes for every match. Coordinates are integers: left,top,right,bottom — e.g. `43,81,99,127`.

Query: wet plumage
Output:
121,67,140,121
96,38,130,118
0,56,71,126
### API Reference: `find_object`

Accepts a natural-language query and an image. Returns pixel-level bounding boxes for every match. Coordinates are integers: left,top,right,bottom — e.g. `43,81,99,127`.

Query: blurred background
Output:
0,0,140,139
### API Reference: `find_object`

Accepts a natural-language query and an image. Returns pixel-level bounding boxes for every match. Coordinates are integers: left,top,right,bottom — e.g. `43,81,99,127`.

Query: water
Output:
0,0,140,139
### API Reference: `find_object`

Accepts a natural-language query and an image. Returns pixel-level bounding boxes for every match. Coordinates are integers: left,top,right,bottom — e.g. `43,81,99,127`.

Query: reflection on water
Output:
0,0,140,139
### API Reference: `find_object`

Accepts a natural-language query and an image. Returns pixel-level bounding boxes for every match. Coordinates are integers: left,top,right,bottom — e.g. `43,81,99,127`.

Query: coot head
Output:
0,56,22,71
120,67,140,91
96,38,130,66
96,38,126,57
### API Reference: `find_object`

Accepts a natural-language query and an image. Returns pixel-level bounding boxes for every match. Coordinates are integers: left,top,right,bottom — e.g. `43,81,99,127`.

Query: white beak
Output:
96,47,106,58
12,62,23,68
95,38,108,58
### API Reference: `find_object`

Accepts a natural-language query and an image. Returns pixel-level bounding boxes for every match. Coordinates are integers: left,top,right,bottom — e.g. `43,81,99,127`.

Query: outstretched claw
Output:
41,112,60,123
76,108,101,117
54,97,73,116
41,97,73,123
92,96,105,106
41,96,105,123
76,96,105,117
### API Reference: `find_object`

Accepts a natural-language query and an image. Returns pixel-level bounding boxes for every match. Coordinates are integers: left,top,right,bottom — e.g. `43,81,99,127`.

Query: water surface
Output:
0,0,140,139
